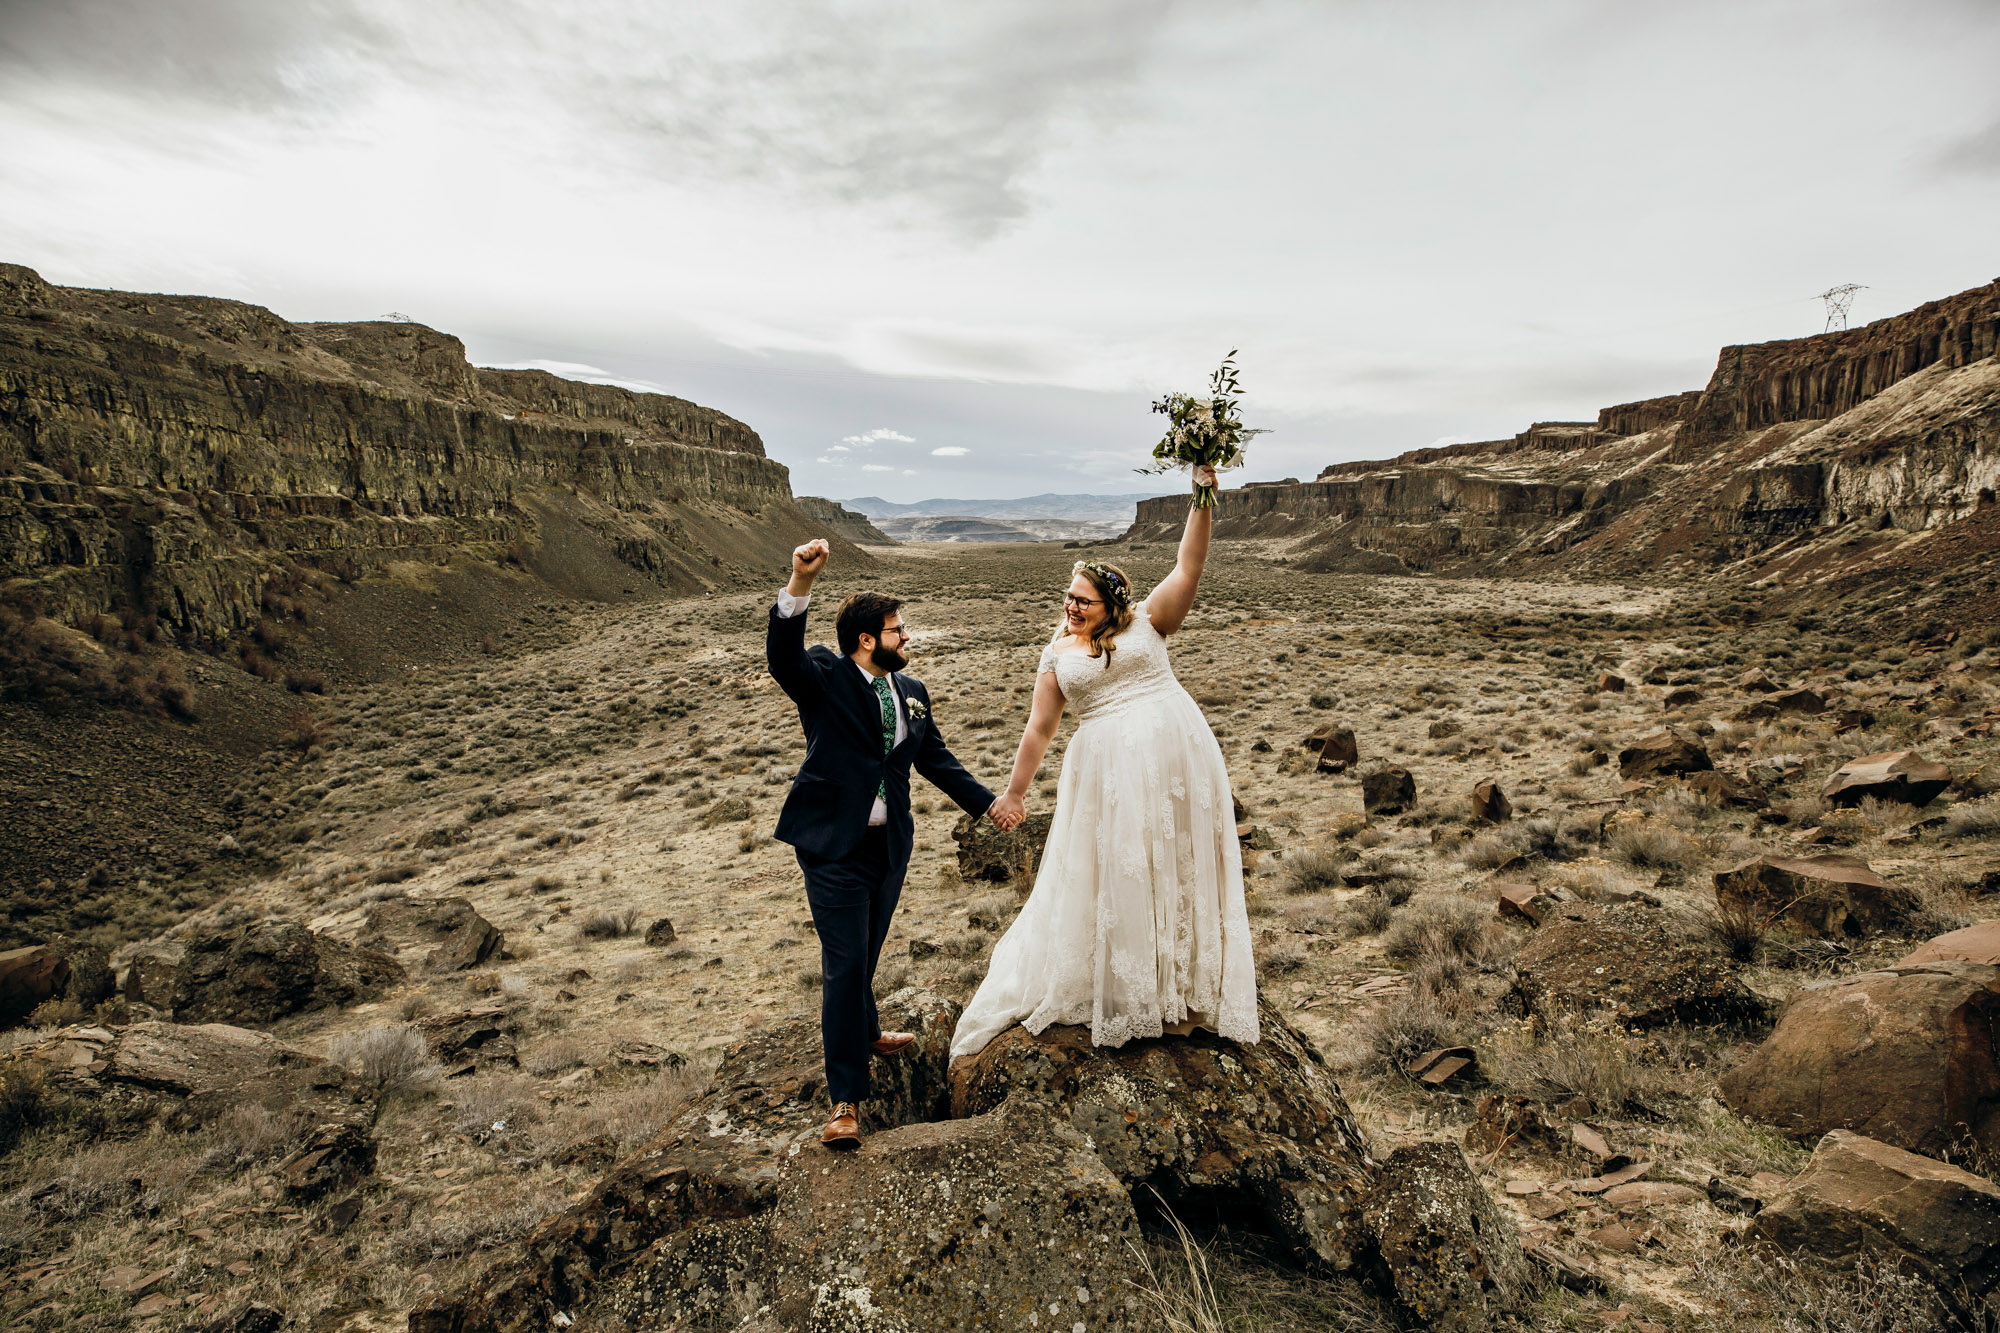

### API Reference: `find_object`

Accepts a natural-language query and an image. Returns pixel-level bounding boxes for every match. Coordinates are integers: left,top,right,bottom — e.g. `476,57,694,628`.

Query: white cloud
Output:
930,446,969,456
861,464,895,472
841,428,915,447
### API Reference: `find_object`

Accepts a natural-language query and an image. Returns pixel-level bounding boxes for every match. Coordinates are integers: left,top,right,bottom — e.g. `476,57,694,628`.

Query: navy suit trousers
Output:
799,825,903,1103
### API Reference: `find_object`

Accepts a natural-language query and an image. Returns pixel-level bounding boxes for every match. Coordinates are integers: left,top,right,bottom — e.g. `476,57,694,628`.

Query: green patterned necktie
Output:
873,676,896,799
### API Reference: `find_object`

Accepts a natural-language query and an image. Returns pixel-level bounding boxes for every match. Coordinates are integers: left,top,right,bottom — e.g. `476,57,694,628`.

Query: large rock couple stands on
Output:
410,992,1527,1333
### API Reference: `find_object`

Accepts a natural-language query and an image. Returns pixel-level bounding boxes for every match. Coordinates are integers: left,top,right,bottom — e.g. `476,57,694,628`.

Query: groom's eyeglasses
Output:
876,624,910,641
1062,594,1103,610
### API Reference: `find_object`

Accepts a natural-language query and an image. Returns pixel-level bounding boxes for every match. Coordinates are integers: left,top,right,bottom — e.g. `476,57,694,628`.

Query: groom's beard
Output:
870,644,907,673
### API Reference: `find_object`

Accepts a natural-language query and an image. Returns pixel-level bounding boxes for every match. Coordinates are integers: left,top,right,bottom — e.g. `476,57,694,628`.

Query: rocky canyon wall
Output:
0,264,829,639
1130,278,2000,588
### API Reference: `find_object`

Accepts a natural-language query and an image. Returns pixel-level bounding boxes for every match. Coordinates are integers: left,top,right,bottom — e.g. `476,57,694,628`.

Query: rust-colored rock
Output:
1362,765,1417,816
1597,673,1627,693
1750,1130,2000,1305
1719,962,2000,1158
1899,921,2000,967
366,896,504,971
1306,723,1360,770
281,1122,378,1201
1469,779,1511,824
952,810,1051,883
1771,688,1827,715
119,942,185,1008
1713,854,1917,938
1739,668,1778,693
1495,881,1560,926
1662,685,1702,708
1512,907,1765,1028
414,1006,518,1076
0,945,69,1027
1617,728,1712,781
1822,750,1952,808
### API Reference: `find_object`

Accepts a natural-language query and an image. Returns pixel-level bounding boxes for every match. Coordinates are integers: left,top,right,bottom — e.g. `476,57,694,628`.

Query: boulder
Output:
1469,779,1511,824
414,1006,518,1076
414,990,1525,1333
172,919,404,1023
951,810,1052,884
1683,770,1769,809
1750,1130,2000,1304
1772,688,1827,715
1739,668,1778,693
1495,880,1560,926
1617,728,1712,780
1427,719,1463,740
1512,907,1766,1028
0,945,70,1027
1362,766,1417,816
1309,725,1360,772
1899,921,2000,967
120,942,185,1009
643,917,677,946
366,896,505,971
1662,686,1702,708
1823,750,1953,808
0,1020,369,1133
700,796,754,826
280,1121,379,1201
1597,673,1627,693
1713,855,1918,938
1718,962,2000,1158
1363,1141,1532,1332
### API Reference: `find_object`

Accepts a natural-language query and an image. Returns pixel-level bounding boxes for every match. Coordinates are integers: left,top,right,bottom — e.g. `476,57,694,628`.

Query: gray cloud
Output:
0,0,387,110
1940,117,2000,174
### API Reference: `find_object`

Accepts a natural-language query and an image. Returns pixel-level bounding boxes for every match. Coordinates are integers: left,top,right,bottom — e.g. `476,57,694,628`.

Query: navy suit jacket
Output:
766,604,994,871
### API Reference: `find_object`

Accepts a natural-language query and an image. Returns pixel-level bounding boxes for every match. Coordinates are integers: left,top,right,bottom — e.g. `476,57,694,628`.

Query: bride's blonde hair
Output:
1060,560,1135,667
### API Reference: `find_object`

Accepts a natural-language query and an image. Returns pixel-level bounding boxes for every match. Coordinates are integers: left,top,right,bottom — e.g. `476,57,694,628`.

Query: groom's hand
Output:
788,538,830,597
987,795,1025,831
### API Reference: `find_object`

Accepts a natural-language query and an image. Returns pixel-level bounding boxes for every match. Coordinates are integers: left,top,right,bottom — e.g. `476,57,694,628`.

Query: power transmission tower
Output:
1815,284,1865,333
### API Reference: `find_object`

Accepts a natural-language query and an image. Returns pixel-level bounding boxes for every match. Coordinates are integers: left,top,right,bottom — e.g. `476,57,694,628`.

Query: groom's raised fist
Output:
792,539,830,579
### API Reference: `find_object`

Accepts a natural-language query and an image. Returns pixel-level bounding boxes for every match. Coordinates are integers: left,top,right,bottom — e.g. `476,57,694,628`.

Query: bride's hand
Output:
988,795,1025,831
1193,464,1217,492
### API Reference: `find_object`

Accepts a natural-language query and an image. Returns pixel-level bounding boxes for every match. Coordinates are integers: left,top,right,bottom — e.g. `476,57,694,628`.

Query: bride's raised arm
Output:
1141,463,1215,636
988,670,1065,830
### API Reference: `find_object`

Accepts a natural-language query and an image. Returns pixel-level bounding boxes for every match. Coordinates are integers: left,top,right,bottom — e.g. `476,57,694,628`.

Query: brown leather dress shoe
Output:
822,1101,861,1151
870,1031,916,1055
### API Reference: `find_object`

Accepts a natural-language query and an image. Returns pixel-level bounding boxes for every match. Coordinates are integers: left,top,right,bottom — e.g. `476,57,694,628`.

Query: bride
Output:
953,464,1259,1059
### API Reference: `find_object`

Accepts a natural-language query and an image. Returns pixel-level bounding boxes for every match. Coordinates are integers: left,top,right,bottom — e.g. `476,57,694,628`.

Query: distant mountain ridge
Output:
844,492,1160,522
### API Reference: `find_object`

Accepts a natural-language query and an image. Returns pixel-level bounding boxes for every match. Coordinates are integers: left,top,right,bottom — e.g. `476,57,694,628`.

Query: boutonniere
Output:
906,699,929,720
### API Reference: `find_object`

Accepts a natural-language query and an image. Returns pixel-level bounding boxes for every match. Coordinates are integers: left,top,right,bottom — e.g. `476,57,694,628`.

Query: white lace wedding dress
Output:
950,601,1259,1058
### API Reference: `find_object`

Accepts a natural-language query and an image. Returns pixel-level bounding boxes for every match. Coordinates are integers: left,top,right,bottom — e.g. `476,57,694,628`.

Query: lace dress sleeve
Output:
1037,639,1061,674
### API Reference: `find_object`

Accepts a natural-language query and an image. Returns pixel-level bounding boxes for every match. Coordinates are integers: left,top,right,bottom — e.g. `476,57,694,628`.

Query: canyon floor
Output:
5,537,1997,1332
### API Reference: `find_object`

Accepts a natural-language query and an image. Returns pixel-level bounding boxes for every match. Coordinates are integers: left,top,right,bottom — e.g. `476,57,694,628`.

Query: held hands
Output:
987,794,1025,832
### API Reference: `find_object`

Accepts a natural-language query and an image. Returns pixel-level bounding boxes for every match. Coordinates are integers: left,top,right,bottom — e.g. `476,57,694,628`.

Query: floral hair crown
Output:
1073,560,1131,608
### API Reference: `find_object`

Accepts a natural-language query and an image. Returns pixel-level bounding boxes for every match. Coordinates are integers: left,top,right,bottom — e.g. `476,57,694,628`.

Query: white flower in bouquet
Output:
1139,351,1267,509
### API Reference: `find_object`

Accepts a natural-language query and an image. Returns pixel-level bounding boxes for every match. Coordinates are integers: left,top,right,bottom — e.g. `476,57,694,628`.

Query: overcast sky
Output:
3,0,1997,503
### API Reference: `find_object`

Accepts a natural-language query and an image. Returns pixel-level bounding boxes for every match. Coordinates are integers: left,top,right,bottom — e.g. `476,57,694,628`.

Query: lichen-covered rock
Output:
951,811,1051,884
414,989,1524,1333
1750,1130,2000,1307
1822,750,1952,808
366,896,503,972
1512,906,1767,1028
1363,1142,1531,1332
1719,962,2000,1158
950,995,1379,1274
414,1006,518,1076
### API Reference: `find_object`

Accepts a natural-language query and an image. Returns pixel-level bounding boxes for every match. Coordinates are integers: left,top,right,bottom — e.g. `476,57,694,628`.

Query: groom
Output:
767,538,1010,1150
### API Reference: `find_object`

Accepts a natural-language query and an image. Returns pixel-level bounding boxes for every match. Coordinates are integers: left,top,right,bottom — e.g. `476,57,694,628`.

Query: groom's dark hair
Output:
836,592,903,656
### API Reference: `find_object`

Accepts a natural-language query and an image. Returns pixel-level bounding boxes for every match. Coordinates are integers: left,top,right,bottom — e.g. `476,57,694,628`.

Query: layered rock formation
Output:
1128,278,2000,605
0,263,839,640
795,496,893,545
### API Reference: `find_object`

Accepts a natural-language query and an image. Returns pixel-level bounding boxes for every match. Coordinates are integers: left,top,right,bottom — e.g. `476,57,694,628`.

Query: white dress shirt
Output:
776,589,904,825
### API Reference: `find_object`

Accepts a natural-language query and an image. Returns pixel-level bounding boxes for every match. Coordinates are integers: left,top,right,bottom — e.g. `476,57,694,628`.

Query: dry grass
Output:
1684,1248,1958,1333
1279,848,1346,895
1606,819,1700,871
328,1023,441,1100
576,907,642,939
1942,799,2000,839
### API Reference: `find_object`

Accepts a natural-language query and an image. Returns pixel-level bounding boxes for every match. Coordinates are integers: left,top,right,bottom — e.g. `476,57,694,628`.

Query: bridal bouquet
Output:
1140,350,1266,509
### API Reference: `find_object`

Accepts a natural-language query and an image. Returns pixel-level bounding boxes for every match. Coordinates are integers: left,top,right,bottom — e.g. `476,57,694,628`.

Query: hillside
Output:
1129,278,2000,629
848,491,1158,522
0,263,859,944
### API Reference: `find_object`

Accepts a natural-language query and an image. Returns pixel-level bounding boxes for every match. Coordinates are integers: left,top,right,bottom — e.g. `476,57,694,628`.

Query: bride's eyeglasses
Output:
1062,593,1103,610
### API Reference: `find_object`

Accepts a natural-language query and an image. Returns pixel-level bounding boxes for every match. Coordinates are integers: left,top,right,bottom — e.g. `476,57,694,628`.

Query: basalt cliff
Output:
0,262,840,641
1131,278,2000,626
